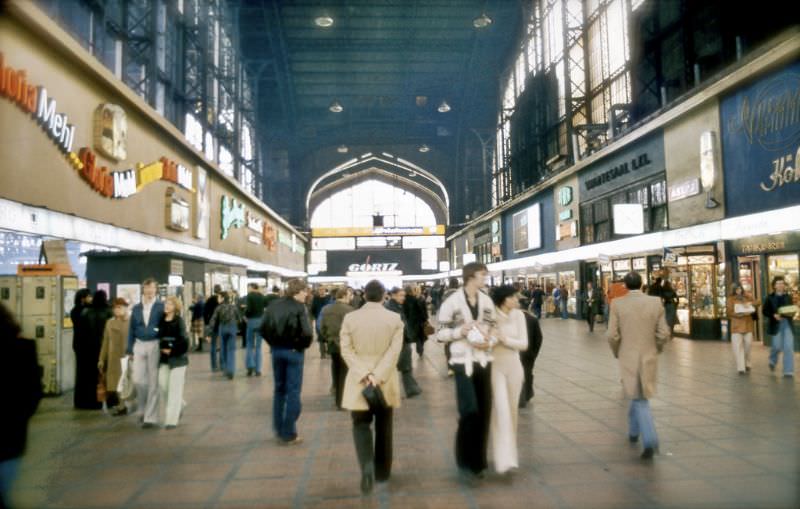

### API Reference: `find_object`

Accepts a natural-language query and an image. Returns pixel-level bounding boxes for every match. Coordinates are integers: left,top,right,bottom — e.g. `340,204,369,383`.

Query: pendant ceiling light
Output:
314,15,334,28
419,144,430,153
438,100,451,113
337,145,348,153
473,12,493,29
329,100,344,113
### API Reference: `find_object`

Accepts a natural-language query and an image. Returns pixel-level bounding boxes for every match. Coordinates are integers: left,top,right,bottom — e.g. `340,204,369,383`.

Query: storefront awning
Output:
0,198,306,278
488,204,800,273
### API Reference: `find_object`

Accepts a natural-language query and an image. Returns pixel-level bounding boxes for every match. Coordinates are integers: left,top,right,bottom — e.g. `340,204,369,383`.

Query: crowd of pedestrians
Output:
2,262,796,504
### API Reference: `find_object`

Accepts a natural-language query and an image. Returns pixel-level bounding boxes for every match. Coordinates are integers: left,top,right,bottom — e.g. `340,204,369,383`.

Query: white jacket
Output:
436,289,496,376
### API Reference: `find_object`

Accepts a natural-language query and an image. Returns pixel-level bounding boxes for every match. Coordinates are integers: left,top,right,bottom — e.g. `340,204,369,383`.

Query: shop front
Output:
661,245,726,339
728,234,800,350
719,58,800,349
0,10,306,281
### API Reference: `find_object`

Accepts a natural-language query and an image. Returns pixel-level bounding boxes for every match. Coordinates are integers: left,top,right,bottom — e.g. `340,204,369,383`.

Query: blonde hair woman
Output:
157,296,190,429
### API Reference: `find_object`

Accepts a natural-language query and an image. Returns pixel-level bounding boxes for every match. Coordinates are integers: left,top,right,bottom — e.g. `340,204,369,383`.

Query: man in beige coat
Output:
340,280,404,494
607,272,671,459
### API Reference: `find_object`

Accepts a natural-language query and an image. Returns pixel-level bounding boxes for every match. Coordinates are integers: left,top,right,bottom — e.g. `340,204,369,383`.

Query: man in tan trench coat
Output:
340,280,404,494
608,272,671,459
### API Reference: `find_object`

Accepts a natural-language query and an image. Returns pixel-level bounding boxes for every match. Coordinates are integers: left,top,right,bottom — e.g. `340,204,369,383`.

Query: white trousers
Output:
158,365,187,426
490,355,523,474
731,332,753,373
133,340,160,424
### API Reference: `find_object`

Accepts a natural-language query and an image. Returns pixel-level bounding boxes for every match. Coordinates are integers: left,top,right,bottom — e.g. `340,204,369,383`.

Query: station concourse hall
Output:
1,1,799,508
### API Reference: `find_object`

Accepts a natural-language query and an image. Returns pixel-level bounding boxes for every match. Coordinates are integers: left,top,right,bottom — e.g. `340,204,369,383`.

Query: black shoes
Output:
255,372,262,377
226,373,234,380
141,422,156,429
641,447,655,459
247,369,254,377
360,471,374,494
629,435,639,443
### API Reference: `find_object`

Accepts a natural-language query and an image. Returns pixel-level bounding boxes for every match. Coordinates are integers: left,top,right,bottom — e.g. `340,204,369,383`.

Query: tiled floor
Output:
10,319,800,509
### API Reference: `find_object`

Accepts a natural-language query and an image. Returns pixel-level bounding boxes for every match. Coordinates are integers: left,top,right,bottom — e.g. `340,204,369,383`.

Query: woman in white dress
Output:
489,285,528,474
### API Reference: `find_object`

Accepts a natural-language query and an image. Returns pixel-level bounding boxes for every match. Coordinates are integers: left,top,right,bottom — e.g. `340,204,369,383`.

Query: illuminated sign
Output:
312,225,445,238
194,167,209,239
512,204,541,253
347,262,399,273
668,178,701,202
558,186,573,206
1,53,196,200
312,237,356,250
93,104,127,161
220,196,245,240
402,235,445,249
165,188,190,232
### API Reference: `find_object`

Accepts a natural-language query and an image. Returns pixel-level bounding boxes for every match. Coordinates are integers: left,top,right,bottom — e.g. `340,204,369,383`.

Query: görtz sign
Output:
578,133,665,202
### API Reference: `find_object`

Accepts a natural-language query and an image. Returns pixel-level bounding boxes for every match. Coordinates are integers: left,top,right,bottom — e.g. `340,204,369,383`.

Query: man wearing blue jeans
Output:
261,279,313,445
608,272,671,459
763,276,796,378
244,283,268,377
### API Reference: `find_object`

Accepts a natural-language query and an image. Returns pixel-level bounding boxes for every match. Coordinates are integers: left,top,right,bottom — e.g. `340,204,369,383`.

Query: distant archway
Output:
305,154,450,225
309,167,447,228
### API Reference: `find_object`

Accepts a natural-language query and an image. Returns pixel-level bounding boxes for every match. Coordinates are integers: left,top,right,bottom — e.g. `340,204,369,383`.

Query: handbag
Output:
361,383,388,411
96,373,107,403
423,321,435,337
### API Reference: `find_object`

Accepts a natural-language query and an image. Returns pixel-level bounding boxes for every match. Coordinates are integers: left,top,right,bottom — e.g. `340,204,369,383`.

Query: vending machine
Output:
15,273,79,395
0,275,20,316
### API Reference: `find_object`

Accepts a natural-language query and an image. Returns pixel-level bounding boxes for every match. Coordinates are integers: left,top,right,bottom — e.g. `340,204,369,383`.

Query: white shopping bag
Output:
118,357,136,401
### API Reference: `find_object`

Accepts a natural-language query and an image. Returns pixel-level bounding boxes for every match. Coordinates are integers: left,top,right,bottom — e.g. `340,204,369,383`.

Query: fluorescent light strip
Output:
0,198,306,277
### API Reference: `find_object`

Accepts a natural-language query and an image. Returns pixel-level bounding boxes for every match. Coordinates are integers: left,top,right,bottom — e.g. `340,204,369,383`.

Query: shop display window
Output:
559,271,577,314
690,264,716,319
669,271,690,334
716,263,727,318
767,254,799,318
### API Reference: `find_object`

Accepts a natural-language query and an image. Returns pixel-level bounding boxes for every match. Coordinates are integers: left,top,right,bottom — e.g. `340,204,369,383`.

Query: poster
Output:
96,282,111,296
116,284,141,306
512,203,542,253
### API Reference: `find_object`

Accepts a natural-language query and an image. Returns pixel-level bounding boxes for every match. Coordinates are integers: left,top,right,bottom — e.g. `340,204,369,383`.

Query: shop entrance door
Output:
737,256,763,343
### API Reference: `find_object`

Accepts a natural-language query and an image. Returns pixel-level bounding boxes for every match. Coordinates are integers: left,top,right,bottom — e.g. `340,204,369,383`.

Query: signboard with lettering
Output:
578,133,665,201
668,178,701,202
323,249,423,276
721,60,800,217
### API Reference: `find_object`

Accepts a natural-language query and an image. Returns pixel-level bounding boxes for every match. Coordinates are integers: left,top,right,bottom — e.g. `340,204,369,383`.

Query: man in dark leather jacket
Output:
260,279,313,444
385,288,422,398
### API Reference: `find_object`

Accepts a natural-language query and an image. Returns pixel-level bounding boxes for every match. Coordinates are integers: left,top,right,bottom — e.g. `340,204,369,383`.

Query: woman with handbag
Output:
157,296,189,429
489,285,528,474
339,280,404,495
98,298,131,416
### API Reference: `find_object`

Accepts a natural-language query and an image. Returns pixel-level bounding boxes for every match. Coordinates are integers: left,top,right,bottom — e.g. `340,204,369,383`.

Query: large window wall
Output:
493,0,638,207
36,0,261,198
310,180,438,230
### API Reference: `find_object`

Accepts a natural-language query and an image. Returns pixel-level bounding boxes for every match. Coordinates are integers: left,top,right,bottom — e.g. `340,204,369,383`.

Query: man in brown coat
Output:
340,280,404,494
607,272,671,459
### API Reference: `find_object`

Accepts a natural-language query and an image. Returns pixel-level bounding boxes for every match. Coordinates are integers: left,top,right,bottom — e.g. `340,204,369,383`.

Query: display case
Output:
670,271,691,335
690,263,716,319
716,262,727,318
